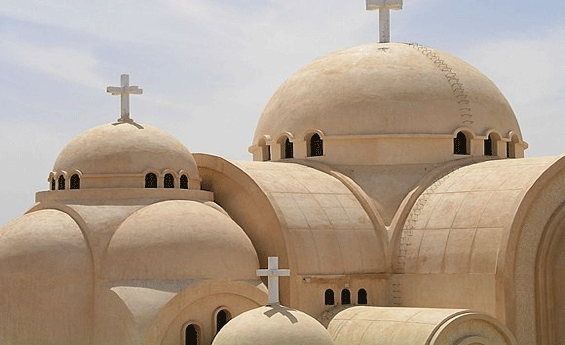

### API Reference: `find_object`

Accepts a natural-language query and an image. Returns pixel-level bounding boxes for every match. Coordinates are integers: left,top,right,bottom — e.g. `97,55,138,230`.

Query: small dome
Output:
53,122,199,179
106,200,259,281
252,43,524,163
212,305,335,345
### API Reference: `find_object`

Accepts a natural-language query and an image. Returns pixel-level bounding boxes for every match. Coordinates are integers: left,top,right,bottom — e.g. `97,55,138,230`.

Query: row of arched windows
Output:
50,174,80,190
259,132,324,161
145,173,189,189
183,308,231,345
454,131,519,158
324,288,367,306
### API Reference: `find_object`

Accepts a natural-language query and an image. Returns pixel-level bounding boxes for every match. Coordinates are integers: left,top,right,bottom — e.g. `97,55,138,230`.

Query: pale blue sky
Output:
0,0,564,226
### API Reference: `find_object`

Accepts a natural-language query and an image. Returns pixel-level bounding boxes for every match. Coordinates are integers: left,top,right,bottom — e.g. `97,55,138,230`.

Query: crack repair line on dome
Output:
408,43,474,126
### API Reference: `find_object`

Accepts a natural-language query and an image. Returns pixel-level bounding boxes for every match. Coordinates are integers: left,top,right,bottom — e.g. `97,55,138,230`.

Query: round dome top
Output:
253,42,522,144
106,200,259,281
0,209,91,281
54,122,199,178
212,305,335,345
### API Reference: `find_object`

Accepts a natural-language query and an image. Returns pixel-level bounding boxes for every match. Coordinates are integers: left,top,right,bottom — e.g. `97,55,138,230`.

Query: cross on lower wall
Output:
106,74,143,123
366,0,403,43
256,257,290,306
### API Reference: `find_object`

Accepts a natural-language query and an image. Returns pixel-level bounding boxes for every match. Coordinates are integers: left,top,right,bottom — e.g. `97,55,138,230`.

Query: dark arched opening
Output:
324,289,334,305
70,174,80,189
185,324,199,345
50,178,56,191
358,289,367,305
164,173,175,188
180,175,189,189
58,175,65,190
484,135,493,156
283,137,293,159
216,309,231,334
145,173,157,188
341,289,351,305
454,132,469,155
507,136,518,158
309,133,323,157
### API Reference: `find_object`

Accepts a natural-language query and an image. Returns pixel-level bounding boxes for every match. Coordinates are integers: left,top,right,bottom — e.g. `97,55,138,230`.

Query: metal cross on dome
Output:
256,257,290,306
106,74,143,123
366,0,403,43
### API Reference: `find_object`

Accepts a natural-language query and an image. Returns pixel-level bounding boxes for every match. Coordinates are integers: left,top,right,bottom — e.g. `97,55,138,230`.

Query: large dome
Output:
105,200,259,281
212,305,335,345
54,122,198,177
253,42,522,145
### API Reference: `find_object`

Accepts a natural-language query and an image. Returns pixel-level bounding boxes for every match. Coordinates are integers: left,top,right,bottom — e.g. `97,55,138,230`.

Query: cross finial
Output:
106,74,143,123
256,257,290,306
366,0,403,43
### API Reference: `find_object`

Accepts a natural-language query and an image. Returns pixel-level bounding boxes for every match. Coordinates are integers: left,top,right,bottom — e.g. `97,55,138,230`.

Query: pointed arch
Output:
180,174,189,189
70,174,80,190
58,175,66,190
214,308,231,334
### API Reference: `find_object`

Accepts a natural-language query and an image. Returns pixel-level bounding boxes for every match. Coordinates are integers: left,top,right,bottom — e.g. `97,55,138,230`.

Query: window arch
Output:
164,173,175,188
507,135,519,158
184,324,200,345
308,133,323,157
324,289,335,305
145,173,157,188
281,137,293,159
70,174,80,190
215,309,231,334
58,175,66,190
341,289,351,305
50,178,56,191
454,131,469,155
357,289,367,305
180,175,189,189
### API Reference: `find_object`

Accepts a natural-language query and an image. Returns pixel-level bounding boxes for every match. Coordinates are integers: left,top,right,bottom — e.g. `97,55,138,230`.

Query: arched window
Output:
70,174,80,189
484,135,493,156
281,137,293,159
216,309,231,334
258,138,271,161
184,324,199,345
309,133,323,157
145,173,157,188
454,131,469,155
50,178,56,191
358,289,367,305
180,175,189,189
164,173,175,188
58,175,66,190
341,289,351,305
507,135,518,158
324,289,335,305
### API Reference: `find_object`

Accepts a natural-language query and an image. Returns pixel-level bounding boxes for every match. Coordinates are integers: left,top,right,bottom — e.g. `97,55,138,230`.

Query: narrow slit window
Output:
216,309,231,334
341,289,351,305
145,173,157,188
70,174,80,189
309,133,323,157
164,173,175,188
324,289,335,305
50,178,56,191
180,175,189,189
484,135,493,156
454,132,468,155
185,324,199,345
358,289,367,305
58,175,66,190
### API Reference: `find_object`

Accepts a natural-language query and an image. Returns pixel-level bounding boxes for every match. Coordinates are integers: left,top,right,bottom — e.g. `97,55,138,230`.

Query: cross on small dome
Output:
106,74,143,123
366,0,403,43
256,257,290,306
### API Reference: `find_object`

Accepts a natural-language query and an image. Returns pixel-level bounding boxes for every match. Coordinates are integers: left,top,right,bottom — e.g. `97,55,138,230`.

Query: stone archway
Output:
536,203,565,344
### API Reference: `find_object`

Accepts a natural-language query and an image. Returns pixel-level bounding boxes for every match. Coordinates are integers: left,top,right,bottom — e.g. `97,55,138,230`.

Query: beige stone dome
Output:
106,200,259,281
212,305,335,345
53,122,199,178
254,42,522,142
0,209,92,344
